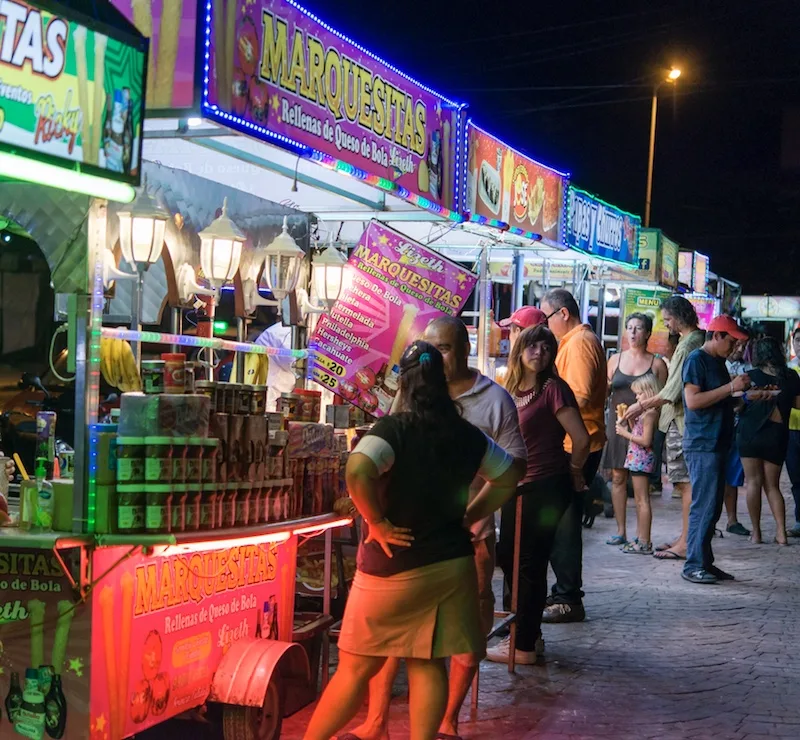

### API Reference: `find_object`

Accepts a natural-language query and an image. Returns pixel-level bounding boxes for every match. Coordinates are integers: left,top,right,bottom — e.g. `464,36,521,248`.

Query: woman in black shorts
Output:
737,337,800,544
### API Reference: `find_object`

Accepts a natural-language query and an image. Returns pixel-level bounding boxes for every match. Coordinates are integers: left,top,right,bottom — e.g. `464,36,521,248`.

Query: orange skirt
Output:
338,556,484,660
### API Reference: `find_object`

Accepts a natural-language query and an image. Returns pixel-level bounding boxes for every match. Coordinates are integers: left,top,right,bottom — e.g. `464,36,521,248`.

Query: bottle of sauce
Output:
17,668,46,739
44,674,66,739
5,671,23,722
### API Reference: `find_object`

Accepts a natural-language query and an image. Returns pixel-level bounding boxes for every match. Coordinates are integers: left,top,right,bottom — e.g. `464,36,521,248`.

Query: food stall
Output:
0,3,356,740
741,295,800,345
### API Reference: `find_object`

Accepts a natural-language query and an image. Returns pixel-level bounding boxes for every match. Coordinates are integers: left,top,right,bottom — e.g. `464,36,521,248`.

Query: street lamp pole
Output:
644,67,681,228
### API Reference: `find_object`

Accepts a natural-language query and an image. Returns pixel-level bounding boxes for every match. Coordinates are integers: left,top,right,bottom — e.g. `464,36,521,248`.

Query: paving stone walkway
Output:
283,476,800,740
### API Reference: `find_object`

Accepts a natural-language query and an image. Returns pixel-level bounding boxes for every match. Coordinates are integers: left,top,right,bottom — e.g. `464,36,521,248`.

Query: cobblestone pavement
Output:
283,475,800,740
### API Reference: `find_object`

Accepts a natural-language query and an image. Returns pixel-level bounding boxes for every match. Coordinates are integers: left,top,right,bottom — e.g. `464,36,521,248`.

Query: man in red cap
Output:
681,315,767,584
499,306,548,353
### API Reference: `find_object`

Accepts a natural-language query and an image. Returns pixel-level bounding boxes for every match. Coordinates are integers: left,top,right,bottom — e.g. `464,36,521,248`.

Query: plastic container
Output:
116,484,144,533
141,360,165,394
223,383,241,415
235,482,252,526
171,437,188,483
295,389,321,422
185,484,202,531
186,438,204,483
200,483,217,530
251,385,267,415
161,353,186,394
279,392,300,420
34,458,53,531
202,439,219,482
116,437,145,484
145,437,173,483
184,361,196,393
238,385,254,416
145,484,171,533
171,484,188,532
195,380,218,411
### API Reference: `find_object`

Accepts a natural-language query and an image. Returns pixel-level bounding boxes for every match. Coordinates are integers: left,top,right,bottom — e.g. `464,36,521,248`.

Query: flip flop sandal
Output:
655,541,675,551
606,535,627,546
653,549,685,560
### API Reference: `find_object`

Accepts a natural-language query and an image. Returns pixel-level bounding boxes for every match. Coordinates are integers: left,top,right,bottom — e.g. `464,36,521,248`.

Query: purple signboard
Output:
309,222,477,417
111,0,197,110
202,0,464,211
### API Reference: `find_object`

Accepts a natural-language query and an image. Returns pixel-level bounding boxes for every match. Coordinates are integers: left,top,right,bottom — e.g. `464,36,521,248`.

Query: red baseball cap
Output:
499,306,547,330
707,315,748,340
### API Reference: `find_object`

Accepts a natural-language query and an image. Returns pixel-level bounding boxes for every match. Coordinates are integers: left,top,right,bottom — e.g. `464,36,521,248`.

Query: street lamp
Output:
644,67,681,227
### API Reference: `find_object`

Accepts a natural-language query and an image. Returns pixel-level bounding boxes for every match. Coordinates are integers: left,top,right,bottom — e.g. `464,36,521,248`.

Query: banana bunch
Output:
100,338,142,392
232,352,269,386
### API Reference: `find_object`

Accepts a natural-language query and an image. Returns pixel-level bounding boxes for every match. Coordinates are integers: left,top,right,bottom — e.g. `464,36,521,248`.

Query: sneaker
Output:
486,636,538,665
681,568,718,584
542,602,585,623
726,522,750,537
707,565,735,581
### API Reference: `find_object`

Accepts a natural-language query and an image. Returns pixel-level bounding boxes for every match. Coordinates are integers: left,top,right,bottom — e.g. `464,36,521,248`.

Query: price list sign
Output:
309,221,477,417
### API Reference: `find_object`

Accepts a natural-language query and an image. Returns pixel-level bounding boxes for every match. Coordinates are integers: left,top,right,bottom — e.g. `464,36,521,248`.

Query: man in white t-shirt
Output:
344,316,525,740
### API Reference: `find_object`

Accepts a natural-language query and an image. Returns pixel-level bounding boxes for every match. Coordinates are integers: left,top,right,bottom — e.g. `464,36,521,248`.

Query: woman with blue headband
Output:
304,341,523,740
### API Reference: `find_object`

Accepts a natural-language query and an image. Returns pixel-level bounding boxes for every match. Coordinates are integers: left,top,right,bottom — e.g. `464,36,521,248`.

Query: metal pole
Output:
130,265,145,366
476,246,489,375
644,87,659,228
170,307,181,354
511,250,525,312
236,317,246,383
597,281,607,347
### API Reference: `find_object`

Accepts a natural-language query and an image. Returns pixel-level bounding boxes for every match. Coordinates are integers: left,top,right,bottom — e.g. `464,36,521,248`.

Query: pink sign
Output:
309,221,477,416
89,541,291,738
688,295,719,330
110,0,197,109
203,0,463,210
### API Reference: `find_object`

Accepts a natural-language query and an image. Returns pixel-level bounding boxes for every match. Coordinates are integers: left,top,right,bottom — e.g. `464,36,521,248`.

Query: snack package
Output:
615,403,628,421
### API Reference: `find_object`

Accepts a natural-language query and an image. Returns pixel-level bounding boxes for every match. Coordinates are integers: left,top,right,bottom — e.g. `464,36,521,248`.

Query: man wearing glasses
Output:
538,289,607,623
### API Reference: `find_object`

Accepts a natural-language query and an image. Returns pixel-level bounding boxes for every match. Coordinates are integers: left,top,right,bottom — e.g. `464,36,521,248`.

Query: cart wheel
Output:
222,674,285,740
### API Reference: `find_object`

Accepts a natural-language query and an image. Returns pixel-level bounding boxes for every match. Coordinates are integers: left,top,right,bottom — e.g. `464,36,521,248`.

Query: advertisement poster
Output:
620,287,671,356
632,230,658,283
489,261,576,283
678,251,694,287
0,548,91,740
467,125,565,243
660,235,679,288
688,295,718,329
308,221,478,416
90,541,292,738
565,187,640,265
204,0,462,210
110,0,197,110
0,1,147,183
693,252,709,294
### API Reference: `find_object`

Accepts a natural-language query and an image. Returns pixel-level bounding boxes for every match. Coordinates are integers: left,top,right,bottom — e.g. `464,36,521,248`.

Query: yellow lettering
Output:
158,560,174,609
286,29,308,95
307,37,325,105
414,102,427,156
387,261,401,277
377,257,392,272
372,76,386,136
359,70,372,128
324,48,343,120
174,558,189,605
391,88,405,145
134,564,159,616
188,554,203,603
402,95,414,150
342,58,359,122
259,11,288,86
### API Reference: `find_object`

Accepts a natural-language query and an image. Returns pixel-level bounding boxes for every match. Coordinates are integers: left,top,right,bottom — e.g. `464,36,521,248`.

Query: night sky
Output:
302,0,800,295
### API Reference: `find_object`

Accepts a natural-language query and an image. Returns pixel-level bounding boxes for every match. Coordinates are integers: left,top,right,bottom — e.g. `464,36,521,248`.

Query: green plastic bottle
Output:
34,458,54,532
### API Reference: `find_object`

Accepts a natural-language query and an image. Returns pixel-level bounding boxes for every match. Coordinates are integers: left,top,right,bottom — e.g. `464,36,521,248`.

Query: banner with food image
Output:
660,234,679,288
687,294,719,330
89,541,290,738
0,0,147,183
0,548,91,740
308,221,478,417
466,124,566,244
110,0,197,110
204,0,463,211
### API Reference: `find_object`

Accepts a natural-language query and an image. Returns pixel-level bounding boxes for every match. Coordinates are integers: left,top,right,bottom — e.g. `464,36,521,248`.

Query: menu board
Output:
203,0,462,211
110,0,198,110
660,235,679,288
632,230,659,283
620,287,672,356
309,221,477,417
0,0,147,183
693,252,709,294
678,251,694,287
467,124,565,243
565,187,640,265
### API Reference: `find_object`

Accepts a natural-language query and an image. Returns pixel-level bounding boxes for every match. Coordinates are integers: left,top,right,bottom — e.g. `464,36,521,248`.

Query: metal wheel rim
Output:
251,682,280,739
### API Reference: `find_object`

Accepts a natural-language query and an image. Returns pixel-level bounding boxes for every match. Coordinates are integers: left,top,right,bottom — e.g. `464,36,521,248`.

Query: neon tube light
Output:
0,152,136,203
162,530,292,555
470,214,508,230
292,516,353,536
101,327,310,360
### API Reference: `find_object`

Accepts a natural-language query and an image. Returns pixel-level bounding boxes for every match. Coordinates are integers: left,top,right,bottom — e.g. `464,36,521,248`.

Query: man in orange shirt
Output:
539,289,607,623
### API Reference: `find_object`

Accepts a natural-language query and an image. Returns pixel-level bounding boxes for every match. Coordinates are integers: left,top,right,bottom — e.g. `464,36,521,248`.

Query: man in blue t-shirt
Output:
681,316,750,584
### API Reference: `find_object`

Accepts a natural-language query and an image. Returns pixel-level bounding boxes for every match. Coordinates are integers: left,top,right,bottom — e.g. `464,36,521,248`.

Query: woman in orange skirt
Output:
303,342,523,740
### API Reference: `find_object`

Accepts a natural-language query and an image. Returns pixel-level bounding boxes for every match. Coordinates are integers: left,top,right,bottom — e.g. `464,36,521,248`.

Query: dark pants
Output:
497,475,572,651
786,430,800,524
649,429,667,487
684,450,727,573
549,450,603,605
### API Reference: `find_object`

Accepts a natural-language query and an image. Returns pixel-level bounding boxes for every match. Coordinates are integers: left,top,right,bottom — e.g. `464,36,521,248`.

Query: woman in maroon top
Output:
491,325,590,664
